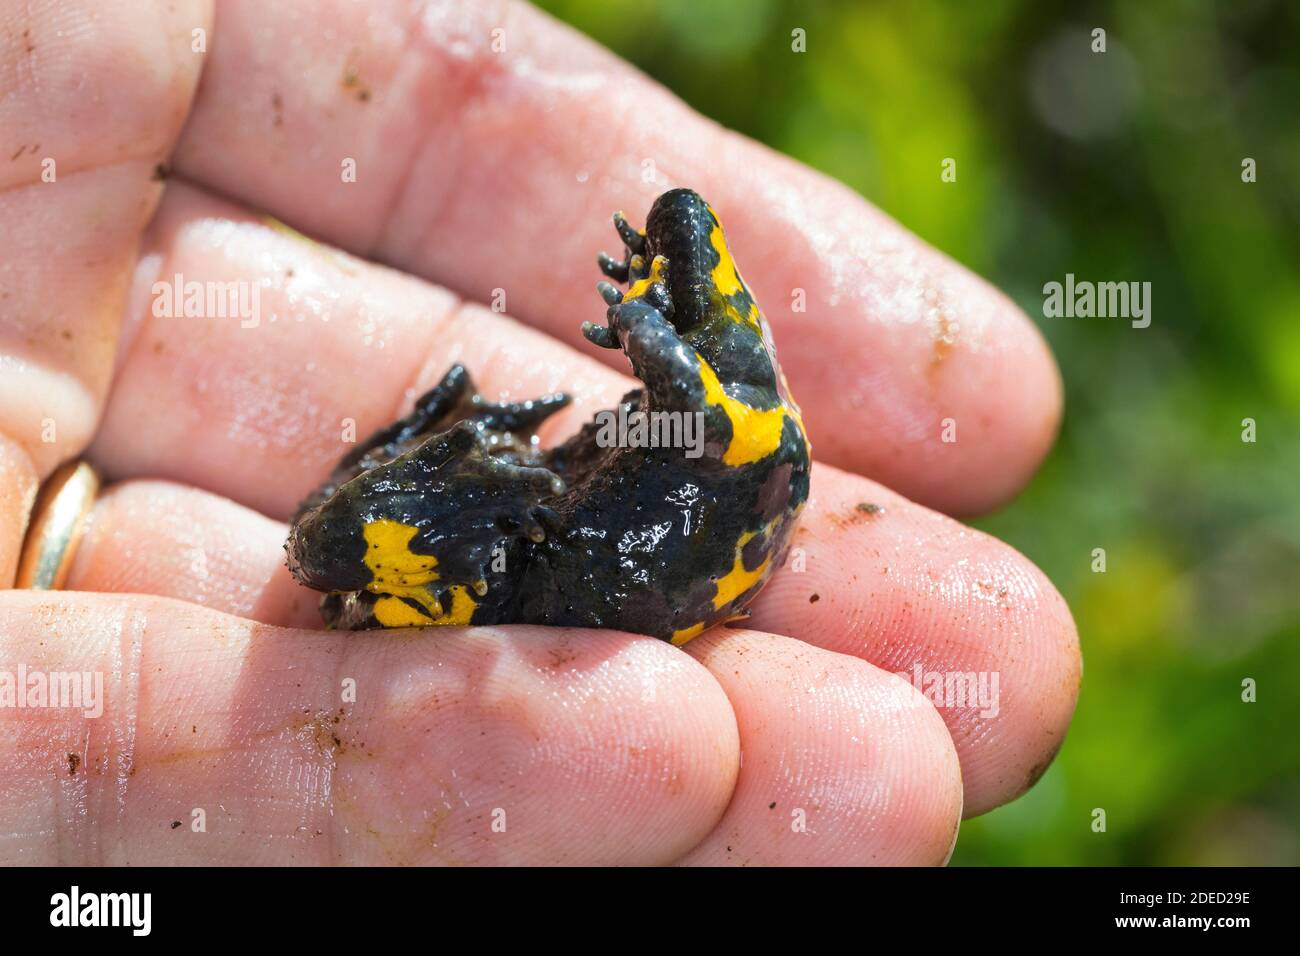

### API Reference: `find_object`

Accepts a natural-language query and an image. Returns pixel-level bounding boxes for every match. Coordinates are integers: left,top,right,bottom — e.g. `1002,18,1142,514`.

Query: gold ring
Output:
15,460,99,590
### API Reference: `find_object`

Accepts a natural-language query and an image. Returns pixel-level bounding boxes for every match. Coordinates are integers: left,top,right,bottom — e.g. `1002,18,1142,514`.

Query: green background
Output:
535,0,1300,865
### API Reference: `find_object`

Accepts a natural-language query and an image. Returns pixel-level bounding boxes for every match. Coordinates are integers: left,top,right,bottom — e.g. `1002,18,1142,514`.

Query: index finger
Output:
171,0,1061,515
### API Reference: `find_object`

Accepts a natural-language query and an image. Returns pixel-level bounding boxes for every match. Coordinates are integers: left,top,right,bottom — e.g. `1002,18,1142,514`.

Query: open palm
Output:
0,0,1078,864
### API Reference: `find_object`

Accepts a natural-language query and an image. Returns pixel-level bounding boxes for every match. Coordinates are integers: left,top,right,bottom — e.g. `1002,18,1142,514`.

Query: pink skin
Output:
0,0,1078,863
0,590,740,866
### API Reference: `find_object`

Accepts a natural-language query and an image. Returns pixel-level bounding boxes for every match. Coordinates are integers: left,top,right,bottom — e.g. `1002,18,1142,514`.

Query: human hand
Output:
0,0,1078,865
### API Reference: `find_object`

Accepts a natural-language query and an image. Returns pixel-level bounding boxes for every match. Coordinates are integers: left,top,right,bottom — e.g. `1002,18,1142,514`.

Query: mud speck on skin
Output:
547,645,579,669
67,753,79,775
341,63,372,102
1025,742,1063,789
930,312,959,371
809,593,820,604
976,579,1013,609
299,709,346,757
830,502,886,530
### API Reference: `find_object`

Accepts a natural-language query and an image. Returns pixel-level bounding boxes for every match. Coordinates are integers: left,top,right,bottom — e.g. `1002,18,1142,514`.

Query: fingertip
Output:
752,463,1082,818
681,629,962,865
961,567,1080,817
918,283,1064,517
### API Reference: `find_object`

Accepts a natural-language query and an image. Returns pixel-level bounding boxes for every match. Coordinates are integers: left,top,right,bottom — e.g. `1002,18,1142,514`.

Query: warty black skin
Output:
285,188,812,643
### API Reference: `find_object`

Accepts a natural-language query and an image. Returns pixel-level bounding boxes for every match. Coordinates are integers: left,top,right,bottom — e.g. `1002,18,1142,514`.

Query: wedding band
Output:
15,460,99,590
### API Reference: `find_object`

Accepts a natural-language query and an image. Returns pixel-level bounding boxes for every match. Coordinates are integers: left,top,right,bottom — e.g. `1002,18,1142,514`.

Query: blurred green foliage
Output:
535,0,1300,864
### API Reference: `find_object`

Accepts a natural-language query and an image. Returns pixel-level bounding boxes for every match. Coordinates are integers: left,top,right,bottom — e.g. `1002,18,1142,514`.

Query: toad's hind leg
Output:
345,363,472,468
344,363,571,466
293,364,473,518
466,391,571,436
294,364,570,519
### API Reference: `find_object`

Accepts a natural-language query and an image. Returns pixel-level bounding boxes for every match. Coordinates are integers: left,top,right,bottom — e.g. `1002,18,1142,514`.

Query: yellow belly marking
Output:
363,520,477,627
697,357,786,466
712,530,772,610
670,621,708,646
